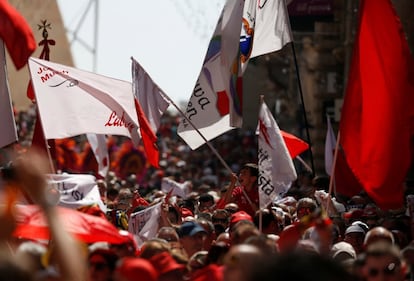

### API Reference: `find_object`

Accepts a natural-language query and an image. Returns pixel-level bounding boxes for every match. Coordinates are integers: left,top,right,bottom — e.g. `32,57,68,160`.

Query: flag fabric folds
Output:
86,134,109,178
128,202,162,247
280,130,309,159
0,1,36,70
28,57,141,144
339,0,414,210
0,41,18,148
177,0,244,149
131,57,170,132
48,173,107,213
258,100,297,209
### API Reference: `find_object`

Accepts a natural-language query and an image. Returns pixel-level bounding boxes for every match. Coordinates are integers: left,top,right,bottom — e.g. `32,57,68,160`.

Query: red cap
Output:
230,211,253,227
148,251,185,275
115,257,157,281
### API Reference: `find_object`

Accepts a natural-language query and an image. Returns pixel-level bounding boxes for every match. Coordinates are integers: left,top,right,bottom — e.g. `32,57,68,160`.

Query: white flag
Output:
131,58,170,132
325,115,337,176
177,0,244,149
258,101,296,209
0,40,18,148
128,201,162,247
28,57,141,144
250,0,292,58
86,133,109,178
161,177,191,198
48,173,106,213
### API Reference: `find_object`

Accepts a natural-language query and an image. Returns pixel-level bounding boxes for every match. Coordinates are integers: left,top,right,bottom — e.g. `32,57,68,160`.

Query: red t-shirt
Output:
232,186,259,217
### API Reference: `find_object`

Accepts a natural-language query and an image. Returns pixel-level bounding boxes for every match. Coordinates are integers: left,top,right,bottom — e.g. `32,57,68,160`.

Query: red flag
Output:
0,1,36,70
134,99,160,168
281,130,309,159
339,0,414,209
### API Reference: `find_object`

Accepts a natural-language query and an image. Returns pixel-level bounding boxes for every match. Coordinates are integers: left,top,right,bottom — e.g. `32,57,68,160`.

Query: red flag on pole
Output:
339,0,414,210
0,1,36,70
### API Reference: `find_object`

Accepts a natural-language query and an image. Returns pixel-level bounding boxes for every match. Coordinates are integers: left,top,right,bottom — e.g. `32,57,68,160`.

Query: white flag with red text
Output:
258,101,297,209
131,57,170,132
177,0,243,149
28,57,141,144
0,40,18,148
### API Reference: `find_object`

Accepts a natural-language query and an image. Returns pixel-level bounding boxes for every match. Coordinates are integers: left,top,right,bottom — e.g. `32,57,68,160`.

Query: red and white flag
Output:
177,0,244,149
28,57,141,144
131,57,170,132
339,0,414,210
86,134,109,178
258,100,297,209
0,40,18,148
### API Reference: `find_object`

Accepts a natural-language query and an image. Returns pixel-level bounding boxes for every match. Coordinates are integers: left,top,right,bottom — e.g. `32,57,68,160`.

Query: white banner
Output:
161,177,191,198
128,202,162,246
28,57,140,144
48,173,106,213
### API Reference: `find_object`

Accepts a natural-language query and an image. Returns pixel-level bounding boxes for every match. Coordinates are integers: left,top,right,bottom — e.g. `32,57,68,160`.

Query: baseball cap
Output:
345,221,368,235
331,241,357,260
230,211,253,227
115,257,157,281
178,221,207,238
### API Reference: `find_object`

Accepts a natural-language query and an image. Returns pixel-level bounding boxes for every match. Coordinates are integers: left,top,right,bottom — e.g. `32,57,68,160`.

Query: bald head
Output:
364,226,394,247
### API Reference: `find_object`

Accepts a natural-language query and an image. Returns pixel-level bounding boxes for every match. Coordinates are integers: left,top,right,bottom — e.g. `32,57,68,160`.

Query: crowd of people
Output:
0,105,413,281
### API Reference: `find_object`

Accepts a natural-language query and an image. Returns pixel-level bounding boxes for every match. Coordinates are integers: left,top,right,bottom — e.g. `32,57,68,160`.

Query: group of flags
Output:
1,0,413,212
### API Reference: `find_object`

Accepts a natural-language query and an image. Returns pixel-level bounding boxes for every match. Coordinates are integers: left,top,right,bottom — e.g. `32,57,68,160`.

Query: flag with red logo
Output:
339,0,414,209
258,100,297,209
28,57,141,144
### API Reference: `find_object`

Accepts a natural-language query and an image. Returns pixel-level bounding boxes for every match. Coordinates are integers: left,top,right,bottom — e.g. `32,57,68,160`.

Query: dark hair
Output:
241,163,258,177
199,193,215,203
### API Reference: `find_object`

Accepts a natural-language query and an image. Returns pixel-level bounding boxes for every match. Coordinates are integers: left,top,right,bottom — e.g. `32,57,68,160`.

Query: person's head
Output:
238,163,258,190
198,193,215,213
343,221,368,254
139,238,170,259
212,209,230,234
231,223,260,245
364,226,395,248
148,251,186,281
295,197,317,220
224,203,239,214
361,242,407,281
156,226,180,244
114,257,157,281
88,249,119,281
178,221,208,258
223,244,263,281
196,218,216,252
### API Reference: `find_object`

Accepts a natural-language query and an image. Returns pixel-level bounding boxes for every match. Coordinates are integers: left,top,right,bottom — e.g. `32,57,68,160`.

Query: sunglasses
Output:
89,262,108,271
367,262,399,277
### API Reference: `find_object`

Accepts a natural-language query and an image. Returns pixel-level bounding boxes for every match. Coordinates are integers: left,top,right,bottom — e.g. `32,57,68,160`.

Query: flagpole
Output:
156,88,234,176
327,131,341,208
290,42,315,175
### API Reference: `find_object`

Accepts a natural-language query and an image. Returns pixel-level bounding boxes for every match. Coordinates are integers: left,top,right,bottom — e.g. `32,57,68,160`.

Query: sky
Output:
56,0,226,105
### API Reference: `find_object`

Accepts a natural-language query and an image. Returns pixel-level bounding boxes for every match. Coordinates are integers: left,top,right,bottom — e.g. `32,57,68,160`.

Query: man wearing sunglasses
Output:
361,241,407,281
